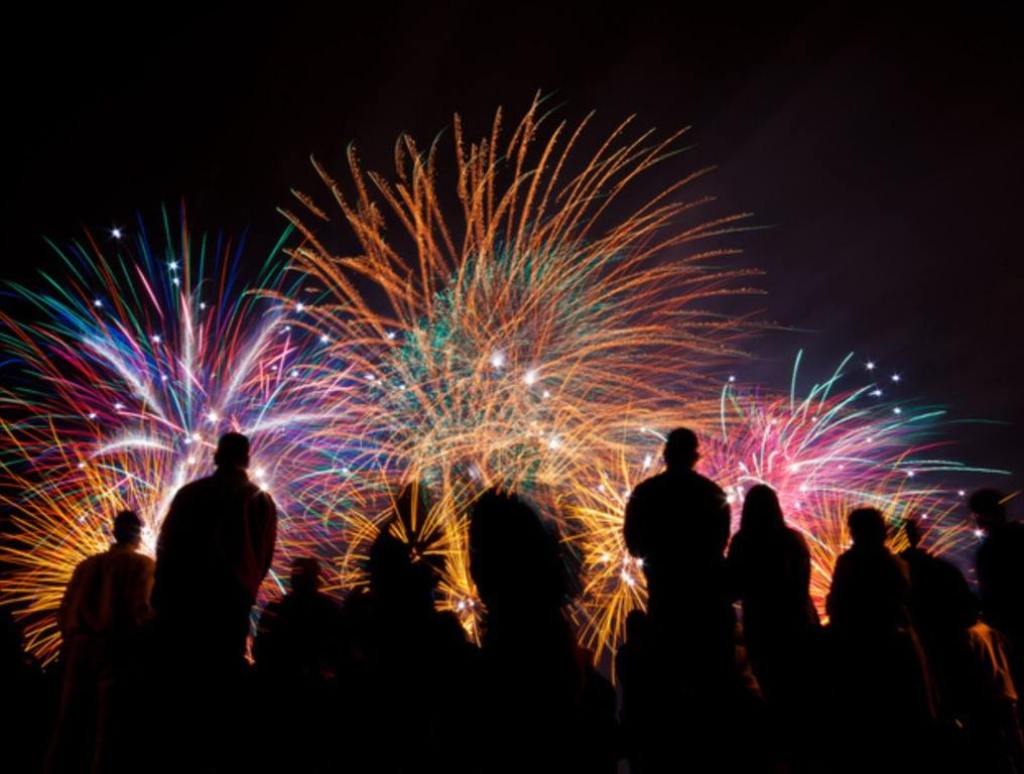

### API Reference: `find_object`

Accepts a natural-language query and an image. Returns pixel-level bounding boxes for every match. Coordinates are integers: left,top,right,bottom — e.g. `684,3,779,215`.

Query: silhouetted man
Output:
826,508,936,773
154,432,277,669
624,428,731,644
47,510,154,774
971,489,1024,681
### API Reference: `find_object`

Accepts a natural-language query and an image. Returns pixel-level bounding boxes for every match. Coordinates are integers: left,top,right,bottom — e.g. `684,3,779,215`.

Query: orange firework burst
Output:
280,97,757,616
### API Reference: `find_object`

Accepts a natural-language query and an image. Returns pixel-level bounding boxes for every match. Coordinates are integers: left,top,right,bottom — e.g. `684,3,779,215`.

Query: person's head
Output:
740,484,785,533
969,489,1007,532
663,427,699,471
848,507,887,548
113,510,143,547
367,528,435,611
290,557,321,596
469,488,568,615
214,432,250,470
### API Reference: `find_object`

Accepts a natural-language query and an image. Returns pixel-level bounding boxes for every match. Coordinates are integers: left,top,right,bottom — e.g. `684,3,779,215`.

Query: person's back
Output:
623,428,730,628
256,558,344,681
47,511,154,774
827,511,911,636
471,488,617,774
153,433,276,664
151,433,276,774
826,508,936,773
345,526,479,773
728,485,818,641
255,558,345,773
971,490,1024,666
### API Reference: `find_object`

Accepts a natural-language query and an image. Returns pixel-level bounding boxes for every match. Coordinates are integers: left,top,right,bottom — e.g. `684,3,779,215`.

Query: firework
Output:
0,207,347,661
281,96,758,616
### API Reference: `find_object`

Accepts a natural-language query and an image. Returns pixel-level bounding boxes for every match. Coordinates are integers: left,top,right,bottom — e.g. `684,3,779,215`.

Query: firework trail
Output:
0,207,348,661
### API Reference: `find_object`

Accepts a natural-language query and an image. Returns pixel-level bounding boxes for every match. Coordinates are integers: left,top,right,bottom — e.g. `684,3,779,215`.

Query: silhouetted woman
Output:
728,485,819,697
727,485,820,769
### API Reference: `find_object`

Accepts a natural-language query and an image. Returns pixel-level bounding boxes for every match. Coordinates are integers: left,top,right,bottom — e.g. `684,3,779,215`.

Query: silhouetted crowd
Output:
2,429,1023,773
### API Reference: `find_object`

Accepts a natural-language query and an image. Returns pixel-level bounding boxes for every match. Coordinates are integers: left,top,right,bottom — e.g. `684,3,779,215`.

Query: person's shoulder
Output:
74,553,105,575
174,476,216,499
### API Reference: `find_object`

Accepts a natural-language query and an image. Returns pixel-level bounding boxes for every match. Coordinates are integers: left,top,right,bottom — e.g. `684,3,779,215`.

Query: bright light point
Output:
151,334,162,343
199,302,207,310
523,369,539,386
871,389,883,397
386,331,397,341
600,553,611,563
788,463,801,473
891,374,901,383
290,369,299,378
906,470,915,478
161,374,169,382
542,390,551,399
974,529,985,539
93,299,103,308
206,411,218,423
111,227,123,239
635,558,644,569
490,351,506,369
547,436,561,450
365,373,376,381
172,278,180,287
77,462,86,469
87,412,97,420
643,454,653,469
893,407,903,415
168,260,179,271
191,432,201,442
114,402,125,411
320,335,330,344
623,488,632,499
866,361,876,371
728,375,736,383
187,457,196,465
342,467,351,475
958,490,966,497
254,468,265,479
296,303,306,312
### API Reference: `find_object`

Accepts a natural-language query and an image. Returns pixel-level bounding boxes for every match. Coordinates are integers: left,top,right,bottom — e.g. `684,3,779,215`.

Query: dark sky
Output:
5,2,1022,497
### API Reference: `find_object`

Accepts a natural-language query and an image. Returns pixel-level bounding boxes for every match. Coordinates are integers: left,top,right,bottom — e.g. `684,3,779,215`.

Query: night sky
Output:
5,2,1022,499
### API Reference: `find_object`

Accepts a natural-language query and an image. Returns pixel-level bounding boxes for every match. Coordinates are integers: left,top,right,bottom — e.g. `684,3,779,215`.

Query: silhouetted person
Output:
152,432,276,772
900,519,1023,772
972,489,1024,688
624,428,732,653
728,485,820,697
616,610,656,774
2,606,47,773
727,485,820,769
826,508,936,773
470,489,618,773
255,558,345,773
622,430,767,771
154,432,276,668
46,510,154,774
342,520,478,773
